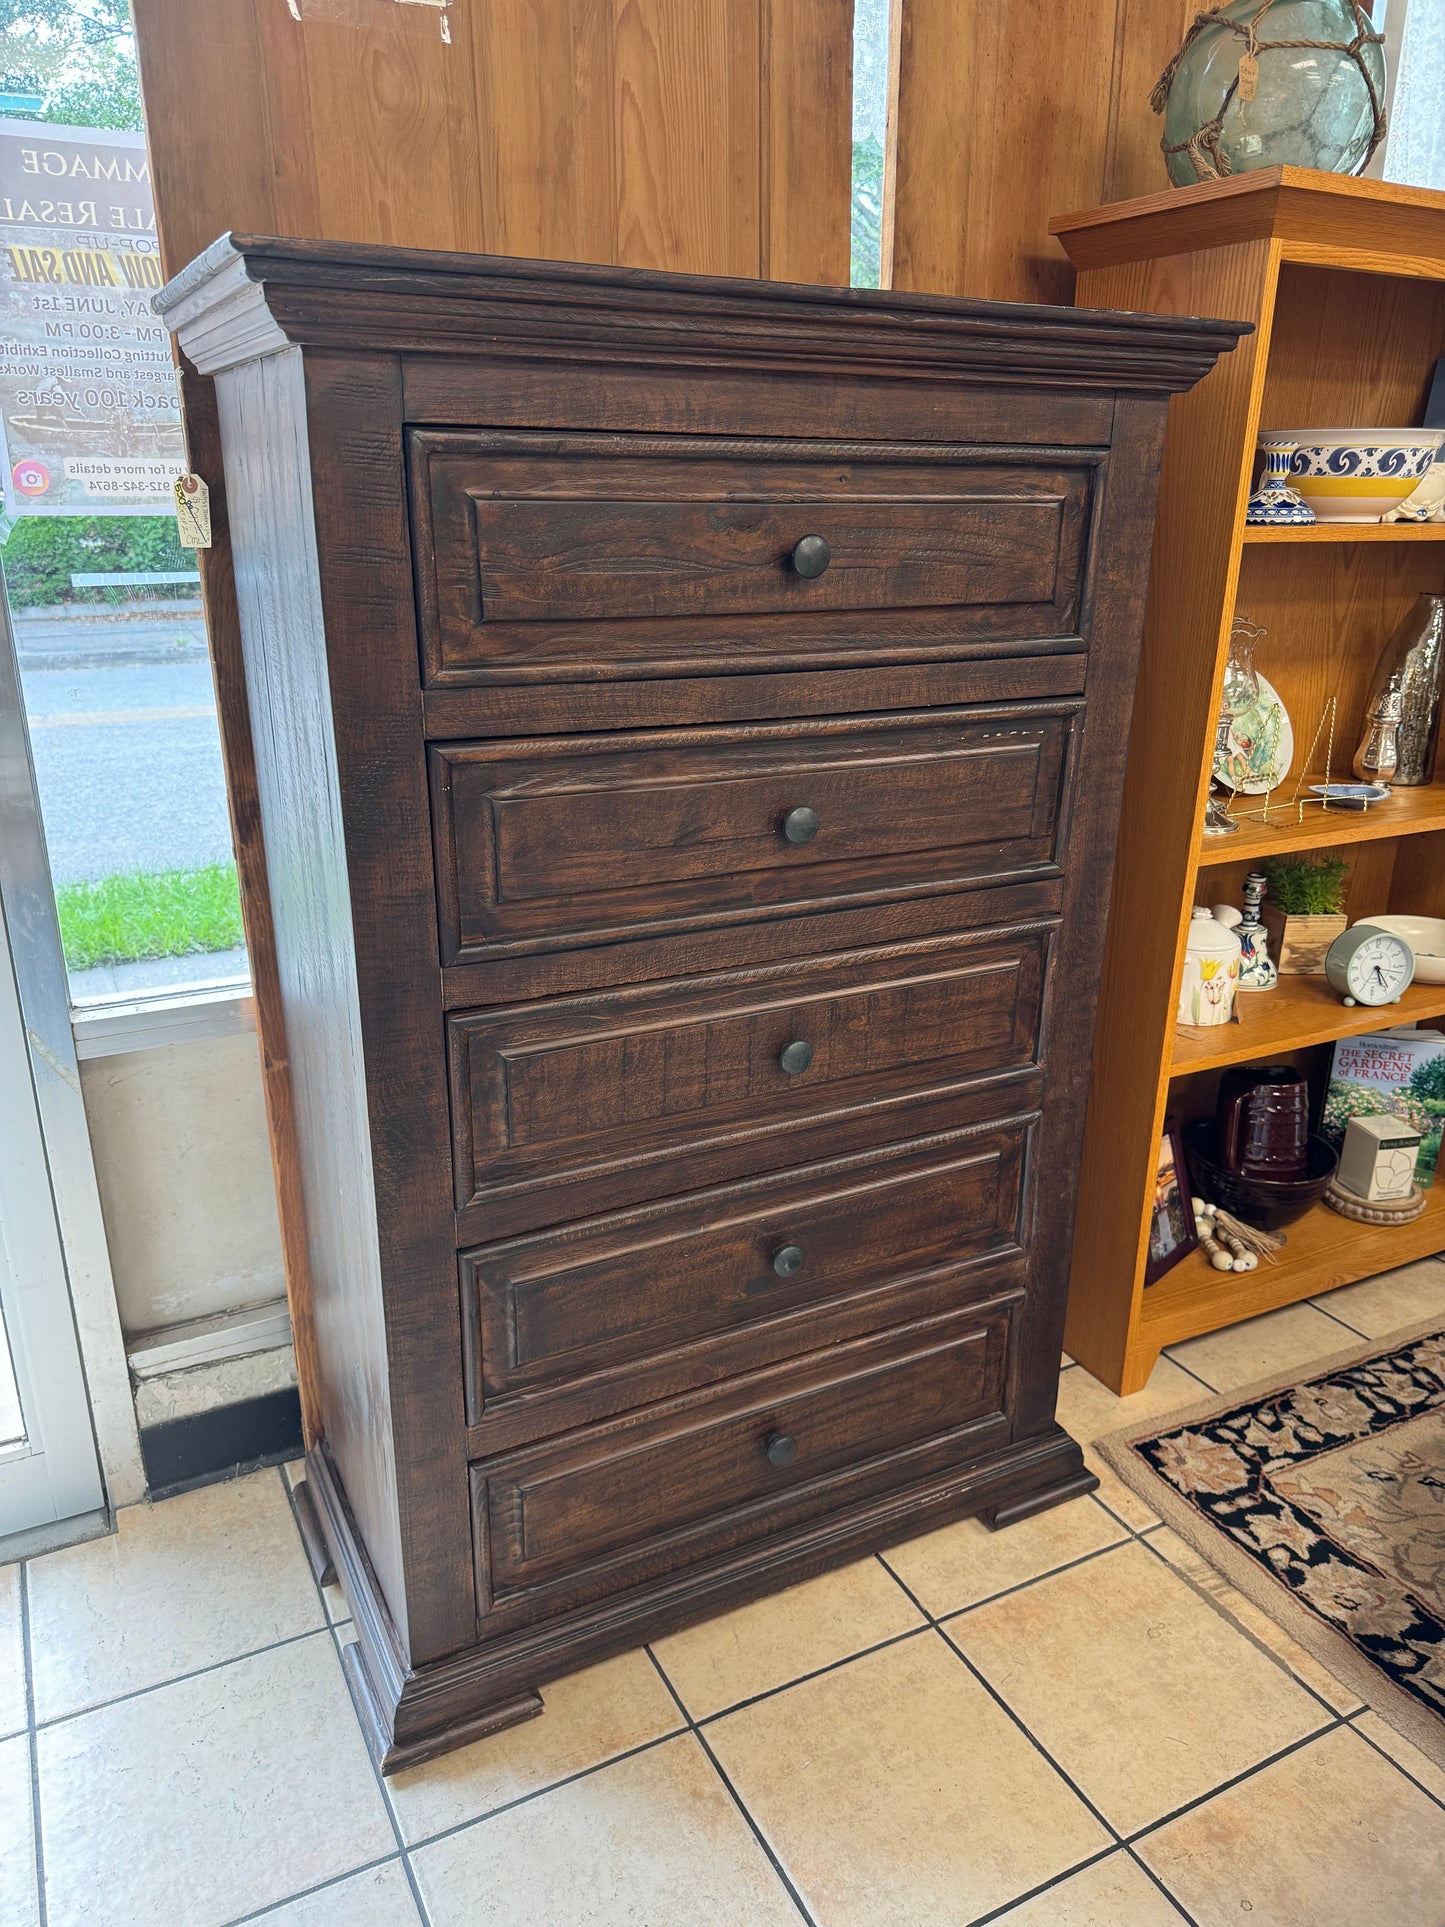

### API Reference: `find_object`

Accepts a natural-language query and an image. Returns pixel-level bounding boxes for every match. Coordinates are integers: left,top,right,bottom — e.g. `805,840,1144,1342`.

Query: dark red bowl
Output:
1184,1119,1339,1232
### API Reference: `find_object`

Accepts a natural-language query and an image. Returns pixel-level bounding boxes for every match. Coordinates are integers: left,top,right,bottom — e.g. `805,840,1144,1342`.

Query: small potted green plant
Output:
1260,854,1349,975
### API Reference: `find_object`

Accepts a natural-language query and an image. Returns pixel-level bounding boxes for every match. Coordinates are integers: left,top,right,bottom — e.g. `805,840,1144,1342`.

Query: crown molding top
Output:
155,232,1248,394
1052,166,1445,274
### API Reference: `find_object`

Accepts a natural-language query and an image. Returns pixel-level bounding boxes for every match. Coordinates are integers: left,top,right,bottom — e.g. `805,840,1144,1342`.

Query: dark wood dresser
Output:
156,238,1241,1769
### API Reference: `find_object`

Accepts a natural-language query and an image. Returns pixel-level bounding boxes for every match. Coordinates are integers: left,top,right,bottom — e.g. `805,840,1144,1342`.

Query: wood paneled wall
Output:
887,0,1197,304
134,0,853,285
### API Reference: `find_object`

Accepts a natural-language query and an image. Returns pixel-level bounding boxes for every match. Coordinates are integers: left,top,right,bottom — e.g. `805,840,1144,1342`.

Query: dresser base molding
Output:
291,1475,336,1588
304,1423,1093,1773
982,1465,1099,1531
342,1642,545,1775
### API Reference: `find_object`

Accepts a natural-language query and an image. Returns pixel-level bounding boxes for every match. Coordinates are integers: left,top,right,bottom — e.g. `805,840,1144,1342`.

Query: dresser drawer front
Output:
462,1120,1031,1422
409,430,1096,682
449,927,1049,1226
432,705,1075,965
476,1307,1011,1602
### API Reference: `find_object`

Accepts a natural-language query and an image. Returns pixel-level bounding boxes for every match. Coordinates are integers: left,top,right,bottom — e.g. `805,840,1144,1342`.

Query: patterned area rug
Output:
1097,1325,1445,1768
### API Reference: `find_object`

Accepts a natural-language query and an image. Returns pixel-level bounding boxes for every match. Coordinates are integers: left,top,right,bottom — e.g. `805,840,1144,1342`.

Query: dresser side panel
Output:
1009,392,1172,1436
301,350,477,1666
214,347,407,1643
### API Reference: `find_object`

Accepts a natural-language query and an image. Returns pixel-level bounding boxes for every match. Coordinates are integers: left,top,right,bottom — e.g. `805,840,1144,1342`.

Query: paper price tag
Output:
1237,51,1259,102
174,472,212,550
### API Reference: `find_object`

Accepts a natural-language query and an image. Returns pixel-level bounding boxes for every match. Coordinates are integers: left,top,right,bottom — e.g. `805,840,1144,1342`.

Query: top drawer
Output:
408,430,1097,684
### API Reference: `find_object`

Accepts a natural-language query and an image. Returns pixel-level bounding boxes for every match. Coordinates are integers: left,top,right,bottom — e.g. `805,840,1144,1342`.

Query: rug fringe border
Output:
1096,1316,1445,1777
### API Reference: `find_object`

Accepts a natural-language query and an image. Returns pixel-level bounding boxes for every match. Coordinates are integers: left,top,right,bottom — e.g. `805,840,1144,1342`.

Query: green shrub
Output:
0,516,190,608
1261,853,1349,916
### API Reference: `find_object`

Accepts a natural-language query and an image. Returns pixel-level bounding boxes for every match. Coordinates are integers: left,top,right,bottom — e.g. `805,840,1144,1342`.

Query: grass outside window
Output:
56,863,244,972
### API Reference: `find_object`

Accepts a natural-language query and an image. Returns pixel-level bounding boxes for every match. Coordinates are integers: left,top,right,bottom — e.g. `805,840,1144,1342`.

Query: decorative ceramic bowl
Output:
1264,429,1445,522
1184,1119,1339,1232
1352,914,1445,984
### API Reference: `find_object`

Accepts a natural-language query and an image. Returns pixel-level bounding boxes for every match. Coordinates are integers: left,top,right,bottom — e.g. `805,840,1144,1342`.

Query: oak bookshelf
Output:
1052,169,1445,1392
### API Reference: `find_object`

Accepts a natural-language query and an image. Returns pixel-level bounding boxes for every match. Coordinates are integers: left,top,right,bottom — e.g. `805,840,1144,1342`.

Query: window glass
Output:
851,0,890,287
0,5,245,1005
1386,0,1445,190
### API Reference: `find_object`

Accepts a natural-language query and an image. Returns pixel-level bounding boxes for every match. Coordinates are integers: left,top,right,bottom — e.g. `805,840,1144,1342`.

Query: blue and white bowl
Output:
1265,428,1445,522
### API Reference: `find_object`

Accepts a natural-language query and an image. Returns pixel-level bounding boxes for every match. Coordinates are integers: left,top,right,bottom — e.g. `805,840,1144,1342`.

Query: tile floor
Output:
6,1258,1445,1926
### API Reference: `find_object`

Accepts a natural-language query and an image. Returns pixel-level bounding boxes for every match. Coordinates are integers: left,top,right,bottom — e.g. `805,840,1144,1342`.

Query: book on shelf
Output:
1322,1028,1445,1187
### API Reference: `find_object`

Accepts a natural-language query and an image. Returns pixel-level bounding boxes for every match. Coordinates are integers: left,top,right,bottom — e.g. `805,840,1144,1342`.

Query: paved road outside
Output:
15,605,234,885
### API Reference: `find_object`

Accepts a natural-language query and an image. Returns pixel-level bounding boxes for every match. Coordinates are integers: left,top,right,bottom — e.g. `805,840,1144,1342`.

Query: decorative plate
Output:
1308,782,1391,806
1216,671,1292,795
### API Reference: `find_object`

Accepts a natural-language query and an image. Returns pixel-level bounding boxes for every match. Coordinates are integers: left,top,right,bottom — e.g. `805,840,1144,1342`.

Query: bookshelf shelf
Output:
1171,978,1445,1076
1194,781,1445,867
1240,523,1445,544
1139,1185,1445,1352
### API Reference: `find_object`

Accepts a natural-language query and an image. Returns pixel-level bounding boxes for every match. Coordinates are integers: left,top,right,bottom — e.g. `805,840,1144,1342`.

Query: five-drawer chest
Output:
156,238,1240,1768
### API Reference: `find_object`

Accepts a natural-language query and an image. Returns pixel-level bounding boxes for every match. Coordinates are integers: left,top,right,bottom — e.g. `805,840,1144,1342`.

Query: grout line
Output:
29,1623,333,1734
326,1611,434,1925
1126,1717,1345,1850
1158,1348,1218,1394
1088,1485,1159,1533
285,1481,694,1881
1346,1706,1445,1816
1078,1471,1162,1541
644,1644,817,1927
1132,1516,1360,1726
391,1727,687,1857
221,1853,405,1926
278,1470,434,1927
880,1556,1128,1846
883,1552,1215,1927
935,1536,1131,1625
881,1542,1335,1927
1307,1296,1370,1340
663,1541,1201,1927
952,1843,1121,1927
691,1622,933,1728
20,1563,47,1927
955,1834,1202,1927
1122,1843,1203,1926
1071,1401,1370,1740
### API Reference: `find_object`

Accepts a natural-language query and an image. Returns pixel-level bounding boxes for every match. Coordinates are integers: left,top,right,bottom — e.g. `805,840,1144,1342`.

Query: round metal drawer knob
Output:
772,1244,805,1277
765,1431,799,1468
790,534,831,579
782,806,820,845
779,1040,814,1075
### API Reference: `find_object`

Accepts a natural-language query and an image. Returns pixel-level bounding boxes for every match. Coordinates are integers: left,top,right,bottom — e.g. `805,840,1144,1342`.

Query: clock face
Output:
1343,930,1414,1004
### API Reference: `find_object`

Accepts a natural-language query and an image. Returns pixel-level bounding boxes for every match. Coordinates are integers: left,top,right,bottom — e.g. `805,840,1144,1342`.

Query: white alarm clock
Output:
1323,923,1416,1007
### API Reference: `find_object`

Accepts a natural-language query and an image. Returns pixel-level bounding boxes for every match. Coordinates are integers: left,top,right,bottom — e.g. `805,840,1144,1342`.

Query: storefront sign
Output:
0,118,182,518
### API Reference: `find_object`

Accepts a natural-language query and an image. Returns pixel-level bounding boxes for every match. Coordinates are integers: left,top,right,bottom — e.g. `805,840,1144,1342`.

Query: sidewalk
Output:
68,947,249,1003
14,602,209,670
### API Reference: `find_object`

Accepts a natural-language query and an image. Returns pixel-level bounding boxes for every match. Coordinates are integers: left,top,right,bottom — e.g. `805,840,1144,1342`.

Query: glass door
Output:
0,886,103,1536
0,568,105,1539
